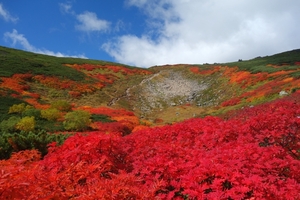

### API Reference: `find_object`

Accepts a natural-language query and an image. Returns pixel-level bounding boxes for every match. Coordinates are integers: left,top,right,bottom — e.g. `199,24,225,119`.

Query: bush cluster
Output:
0,101,113,159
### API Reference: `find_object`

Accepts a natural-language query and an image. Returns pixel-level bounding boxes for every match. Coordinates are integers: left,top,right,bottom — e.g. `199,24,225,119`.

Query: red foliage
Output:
1,94,300,199
91,121,132,136
221,97,241,107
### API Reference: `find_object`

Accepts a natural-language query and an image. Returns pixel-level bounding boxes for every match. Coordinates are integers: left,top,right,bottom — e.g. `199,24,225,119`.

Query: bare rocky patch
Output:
123,70,209,116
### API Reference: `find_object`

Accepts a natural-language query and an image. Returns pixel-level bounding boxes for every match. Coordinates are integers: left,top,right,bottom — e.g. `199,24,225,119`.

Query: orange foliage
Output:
282,77,294,83
111,115,140,132
154,118,164,124
229,71,251,84
190,66,221,75
239,76,299,103
65,64,152,89
221,97,241,107
67,64,152,76
189,66,200,74
81,106,140,133
0,74,47,108
267,70,291,78
132,125,150,132
223,67,269,88
0,76,30,93
32,75,103,97
25,98,50,109
86,107,135,117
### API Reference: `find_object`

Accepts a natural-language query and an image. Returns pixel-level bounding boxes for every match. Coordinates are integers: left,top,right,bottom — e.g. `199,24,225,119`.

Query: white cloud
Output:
59,2,75,15
0,3,18,22
104,0,300,67
4,29,87,58
59,3,111,33
75,11,110,32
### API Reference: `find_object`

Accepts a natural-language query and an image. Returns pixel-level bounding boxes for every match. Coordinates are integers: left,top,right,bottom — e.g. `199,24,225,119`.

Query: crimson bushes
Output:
1,93,300,199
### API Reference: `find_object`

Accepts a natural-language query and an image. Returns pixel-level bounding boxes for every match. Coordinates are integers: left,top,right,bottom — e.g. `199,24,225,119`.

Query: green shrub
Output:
22,108,41,119
0,96,26,121
0,130,72,159
41,108,61,121
8,103,26,114
51,100,72,112
63,110,91,131
35,120,65,132
91,114,115,123
15,116,35,132
0,116,21,132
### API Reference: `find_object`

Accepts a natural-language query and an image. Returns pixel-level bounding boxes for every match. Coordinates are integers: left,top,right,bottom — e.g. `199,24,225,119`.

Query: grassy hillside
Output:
225,49,300,77
0,46,134,80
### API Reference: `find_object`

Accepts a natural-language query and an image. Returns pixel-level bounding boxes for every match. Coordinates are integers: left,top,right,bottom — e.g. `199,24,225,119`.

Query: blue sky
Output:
1,0,300,68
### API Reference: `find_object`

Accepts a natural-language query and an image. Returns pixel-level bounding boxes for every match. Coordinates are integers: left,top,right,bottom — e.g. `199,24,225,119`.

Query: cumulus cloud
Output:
75,11,110,32
4,29,87,58
0,3,18,22
103,0,300,67
59,3,110,33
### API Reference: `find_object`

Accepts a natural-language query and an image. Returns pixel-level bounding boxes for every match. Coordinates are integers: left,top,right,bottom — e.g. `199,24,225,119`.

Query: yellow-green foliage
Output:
41,108,61,121
8,103,32,114
63,110,91,131
15,116,35,132
51,100,72,112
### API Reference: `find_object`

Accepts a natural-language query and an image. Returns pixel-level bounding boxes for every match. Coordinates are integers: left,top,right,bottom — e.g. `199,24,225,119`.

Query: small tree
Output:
63,110,91,131
15,116,35,132
41,108,61,121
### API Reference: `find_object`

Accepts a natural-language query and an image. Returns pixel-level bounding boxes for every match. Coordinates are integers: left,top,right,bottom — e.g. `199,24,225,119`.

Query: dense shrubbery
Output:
0,93,299,199
0,102,118,160
0,130,72,159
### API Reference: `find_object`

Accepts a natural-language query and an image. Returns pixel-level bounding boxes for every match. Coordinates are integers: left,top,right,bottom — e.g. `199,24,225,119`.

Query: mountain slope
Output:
0,46,300,125
1,46,300,199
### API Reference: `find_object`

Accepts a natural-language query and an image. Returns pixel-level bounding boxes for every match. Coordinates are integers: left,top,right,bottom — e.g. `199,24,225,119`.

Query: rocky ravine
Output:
120,70,210,116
